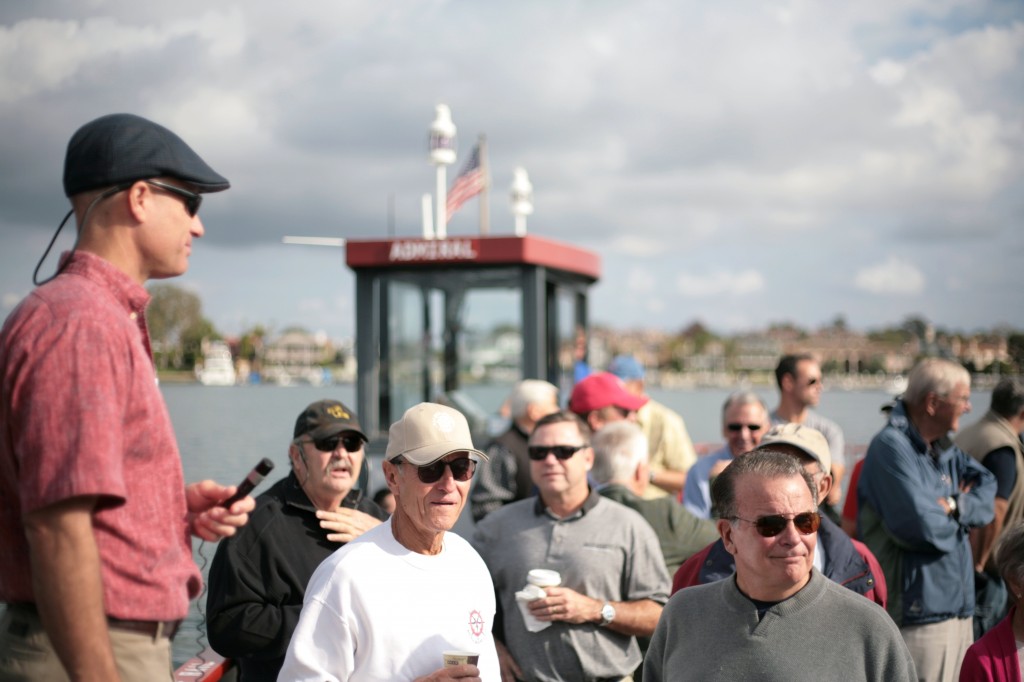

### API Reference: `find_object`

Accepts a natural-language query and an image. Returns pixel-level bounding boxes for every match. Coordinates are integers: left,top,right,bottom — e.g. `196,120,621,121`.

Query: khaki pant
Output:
900,616,973,682
0,605,173,682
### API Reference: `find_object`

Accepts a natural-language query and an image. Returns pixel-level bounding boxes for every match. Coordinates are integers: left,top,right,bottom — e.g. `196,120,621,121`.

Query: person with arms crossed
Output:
858,358,997,682
474,410,670,682
206,399,387,681
0,113,254,681
278,403,499,681
645,450,915,682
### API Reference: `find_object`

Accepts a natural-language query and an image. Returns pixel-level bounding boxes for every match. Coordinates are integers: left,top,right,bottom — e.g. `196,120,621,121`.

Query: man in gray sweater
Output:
644,450,915,681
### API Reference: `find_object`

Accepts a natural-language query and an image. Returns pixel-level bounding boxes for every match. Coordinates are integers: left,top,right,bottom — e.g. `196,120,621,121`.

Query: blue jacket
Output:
857,400,996,626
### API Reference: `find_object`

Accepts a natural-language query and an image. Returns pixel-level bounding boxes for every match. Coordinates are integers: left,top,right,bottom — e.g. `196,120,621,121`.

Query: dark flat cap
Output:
63,113,230,197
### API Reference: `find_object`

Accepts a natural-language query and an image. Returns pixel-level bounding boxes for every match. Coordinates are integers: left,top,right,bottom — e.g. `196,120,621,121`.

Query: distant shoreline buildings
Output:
189,318,1019,389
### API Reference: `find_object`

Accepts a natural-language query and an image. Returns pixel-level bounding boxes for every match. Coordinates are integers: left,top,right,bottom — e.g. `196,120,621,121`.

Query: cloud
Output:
627,267,656,294
677,270,765,297
854,257,926,295
0,2,1021,341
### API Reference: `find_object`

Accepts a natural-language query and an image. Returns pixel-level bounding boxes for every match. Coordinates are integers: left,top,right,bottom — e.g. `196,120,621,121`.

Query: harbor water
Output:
166,381,994,667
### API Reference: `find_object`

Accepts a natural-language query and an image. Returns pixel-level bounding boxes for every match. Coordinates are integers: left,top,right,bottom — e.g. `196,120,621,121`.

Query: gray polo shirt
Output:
472,490,670,681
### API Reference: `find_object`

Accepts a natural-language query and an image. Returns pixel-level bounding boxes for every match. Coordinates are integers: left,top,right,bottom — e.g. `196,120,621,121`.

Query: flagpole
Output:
478,134,490,235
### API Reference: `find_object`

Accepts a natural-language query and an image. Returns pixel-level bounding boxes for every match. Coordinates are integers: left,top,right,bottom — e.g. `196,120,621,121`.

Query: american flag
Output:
445,144,485,223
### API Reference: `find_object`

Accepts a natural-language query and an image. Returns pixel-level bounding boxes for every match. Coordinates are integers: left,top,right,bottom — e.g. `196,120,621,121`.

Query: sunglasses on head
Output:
394,456,477,484
730,511,821,537
527,444,586,461
726,423,763,432
306,433,365,453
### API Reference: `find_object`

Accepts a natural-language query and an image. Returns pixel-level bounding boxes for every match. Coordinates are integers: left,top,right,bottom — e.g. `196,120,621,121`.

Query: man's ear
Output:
819,474,833,502
635,461,649,486
717,519,738,555
382,459,402,495
125,180,153,223
287,443,302,470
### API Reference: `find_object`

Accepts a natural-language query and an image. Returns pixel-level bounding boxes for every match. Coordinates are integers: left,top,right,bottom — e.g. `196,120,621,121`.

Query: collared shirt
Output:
473,489,670,681
682,446,733,519
0,251,198,620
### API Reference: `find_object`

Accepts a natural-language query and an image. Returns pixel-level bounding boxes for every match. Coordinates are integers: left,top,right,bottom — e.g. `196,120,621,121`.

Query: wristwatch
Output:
945,495,959,519
599,602,616,627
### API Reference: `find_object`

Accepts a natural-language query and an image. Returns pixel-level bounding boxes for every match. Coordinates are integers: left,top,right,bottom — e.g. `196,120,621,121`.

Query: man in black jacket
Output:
206,399,386,682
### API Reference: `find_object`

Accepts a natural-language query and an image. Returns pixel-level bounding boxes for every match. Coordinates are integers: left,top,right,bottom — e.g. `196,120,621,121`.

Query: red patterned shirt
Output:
0,251,200,620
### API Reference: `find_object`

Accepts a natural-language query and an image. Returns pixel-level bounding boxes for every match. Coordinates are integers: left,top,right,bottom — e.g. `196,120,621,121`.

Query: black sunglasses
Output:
395,456,477,484
729,512,821,537
527,444,586,461
726,423,763,432
305,433,365,453
145,180,203,217
96,180,203,217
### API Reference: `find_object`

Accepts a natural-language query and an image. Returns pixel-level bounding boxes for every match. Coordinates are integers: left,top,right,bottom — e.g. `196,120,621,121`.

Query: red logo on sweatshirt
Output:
469,609,485,640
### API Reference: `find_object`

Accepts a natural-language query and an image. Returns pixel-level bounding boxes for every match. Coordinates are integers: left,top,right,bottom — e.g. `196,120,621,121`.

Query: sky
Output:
1,1,1022,343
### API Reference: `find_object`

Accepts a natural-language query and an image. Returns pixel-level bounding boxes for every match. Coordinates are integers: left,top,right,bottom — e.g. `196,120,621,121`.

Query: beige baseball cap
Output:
384,403,488,465
756,423,831,475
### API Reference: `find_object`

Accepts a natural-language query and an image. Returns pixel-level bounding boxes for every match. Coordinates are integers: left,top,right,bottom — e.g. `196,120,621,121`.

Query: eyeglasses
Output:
303,433,365,453
527,445,586,461
394,456,477,484
729,511,821,537
95,180,203,217
145,180,203,217
939,393,971,407
726,423,763,432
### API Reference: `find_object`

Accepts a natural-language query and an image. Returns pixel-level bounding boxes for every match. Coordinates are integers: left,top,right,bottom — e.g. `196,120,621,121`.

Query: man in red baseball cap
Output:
569,371,648,434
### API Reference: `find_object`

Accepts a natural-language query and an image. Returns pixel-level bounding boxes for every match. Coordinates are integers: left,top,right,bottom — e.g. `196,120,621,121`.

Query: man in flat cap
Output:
280,403,499,680
0,113,253,681
206,399,387,682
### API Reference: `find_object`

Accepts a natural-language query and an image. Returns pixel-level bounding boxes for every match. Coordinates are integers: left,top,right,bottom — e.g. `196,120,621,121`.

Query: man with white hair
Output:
471,379,559,521
279,403,499,680
859,358,996,682
591,421,718,575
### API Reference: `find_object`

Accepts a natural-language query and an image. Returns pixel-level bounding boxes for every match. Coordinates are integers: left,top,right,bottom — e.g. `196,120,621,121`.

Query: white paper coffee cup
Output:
527,569,561,587
443,650,479,667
